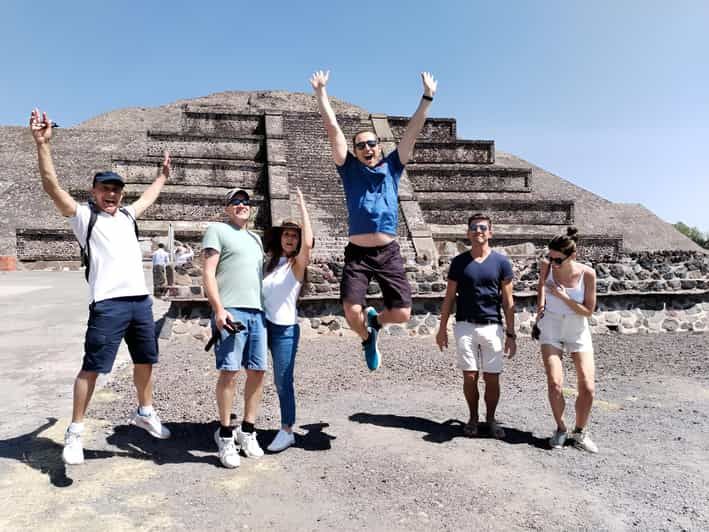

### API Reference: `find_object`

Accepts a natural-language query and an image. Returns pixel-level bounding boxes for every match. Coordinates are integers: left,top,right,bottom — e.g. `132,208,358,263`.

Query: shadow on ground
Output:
0,418,145,488
349,412,549,449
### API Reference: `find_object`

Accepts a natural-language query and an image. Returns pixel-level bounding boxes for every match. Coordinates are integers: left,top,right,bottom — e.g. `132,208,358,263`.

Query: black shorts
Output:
82,295,159,374
340,240,412,309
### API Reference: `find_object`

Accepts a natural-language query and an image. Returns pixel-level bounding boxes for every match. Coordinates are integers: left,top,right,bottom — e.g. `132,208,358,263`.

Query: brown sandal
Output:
463,422,478,437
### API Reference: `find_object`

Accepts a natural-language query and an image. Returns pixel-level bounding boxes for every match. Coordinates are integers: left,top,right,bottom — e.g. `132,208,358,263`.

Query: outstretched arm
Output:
310,70,348,166
293,187,314,279
398,72,438,165
29,108,77,217
132,151,170,218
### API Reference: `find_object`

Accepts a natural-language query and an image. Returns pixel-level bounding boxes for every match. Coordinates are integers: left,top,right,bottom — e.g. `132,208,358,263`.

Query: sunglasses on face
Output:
354,139,378,150
469,223,489,232
229,198,250,206
546,254,569,265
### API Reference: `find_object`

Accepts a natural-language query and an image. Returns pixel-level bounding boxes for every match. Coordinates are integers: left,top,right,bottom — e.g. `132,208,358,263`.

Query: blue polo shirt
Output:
336,150,404,236
448,250,514,324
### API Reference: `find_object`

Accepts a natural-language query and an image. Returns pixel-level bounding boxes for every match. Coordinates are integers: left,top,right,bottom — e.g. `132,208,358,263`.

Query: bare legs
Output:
462,370,501,425
216,369,265,427
542,346,595,431
342,302,411,341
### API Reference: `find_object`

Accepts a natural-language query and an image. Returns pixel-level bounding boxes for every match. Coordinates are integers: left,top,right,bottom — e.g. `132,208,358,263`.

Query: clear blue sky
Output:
3,1,707,230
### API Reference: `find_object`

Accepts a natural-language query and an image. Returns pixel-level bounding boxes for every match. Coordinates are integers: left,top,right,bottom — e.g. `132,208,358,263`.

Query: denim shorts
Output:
212,308,268,371
83,295,158,374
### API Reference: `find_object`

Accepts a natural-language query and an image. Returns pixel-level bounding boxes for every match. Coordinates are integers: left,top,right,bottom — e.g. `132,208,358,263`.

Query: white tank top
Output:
263,257,302,325
544,266,586,315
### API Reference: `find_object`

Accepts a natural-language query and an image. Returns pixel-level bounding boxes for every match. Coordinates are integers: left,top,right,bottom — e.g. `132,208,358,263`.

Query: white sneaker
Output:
214,429,240,469
572,430,599,453
130,410,171,439
549,429,568,449
62,429,84,465
236,427,264,458
267,429,295,453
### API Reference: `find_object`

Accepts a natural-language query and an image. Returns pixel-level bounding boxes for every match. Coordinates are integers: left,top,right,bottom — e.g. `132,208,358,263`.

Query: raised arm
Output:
293,187,314,279
310,70,348,166
398,72,438,165
29,108,77,217
131,151,170,218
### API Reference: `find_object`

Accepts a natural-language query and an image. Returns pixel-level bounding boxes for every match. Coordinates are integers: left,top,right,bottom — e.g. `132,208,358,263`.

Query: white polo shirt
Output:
70,204,148,303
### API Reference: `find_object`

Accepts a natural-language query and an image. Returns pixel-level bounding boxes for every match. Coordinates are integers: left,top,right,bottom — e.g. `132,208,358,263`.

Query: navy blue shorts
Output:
83,295,158,374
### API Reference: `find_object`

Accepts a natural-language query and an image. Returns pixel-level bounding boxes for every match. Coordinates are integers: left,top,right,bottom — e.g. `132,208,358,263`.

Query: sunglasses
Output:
229,198,250,206
546,254,569,265
354,139,378,150
469,223,489,232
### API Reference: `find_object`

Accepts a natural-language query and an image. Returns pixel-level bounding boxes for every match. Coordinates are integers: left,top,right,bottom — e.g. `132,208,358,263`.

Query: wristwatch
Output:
506,331,517,339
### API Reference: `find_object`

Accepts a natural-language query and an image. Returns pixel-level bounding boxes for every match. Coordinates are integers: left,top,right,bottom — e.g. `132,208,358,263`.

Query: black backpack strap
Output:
81,203,100,281
119,207,139,240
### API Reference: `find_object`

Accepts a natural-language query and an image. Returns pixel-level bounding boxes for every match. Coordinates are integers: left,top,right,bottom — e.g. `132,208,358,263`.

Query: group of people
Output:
29,69,599,470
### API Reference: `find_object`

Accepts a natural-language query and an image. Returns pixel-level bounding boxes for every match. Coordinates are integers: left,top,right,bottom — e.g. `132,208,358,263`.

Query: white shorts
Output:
538,310,593,353
453,322,504,374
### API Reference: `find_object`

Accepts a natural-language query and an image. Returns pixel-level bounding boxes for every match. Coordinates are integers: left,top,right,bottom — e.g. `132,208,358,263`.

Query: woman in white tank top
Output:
535,227,599,453
262,187,314,453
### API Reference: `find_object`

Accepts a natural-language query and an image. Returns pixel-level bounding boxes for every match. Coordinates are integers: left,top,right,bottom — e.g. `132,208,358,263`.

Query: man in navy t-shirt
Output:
436,213,517,439
311,69,438,371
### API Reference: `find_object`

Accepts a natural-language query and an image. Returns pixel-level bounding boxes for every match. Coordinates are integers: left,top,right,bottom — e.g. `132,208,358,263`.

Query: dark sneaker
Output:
362,326,381,371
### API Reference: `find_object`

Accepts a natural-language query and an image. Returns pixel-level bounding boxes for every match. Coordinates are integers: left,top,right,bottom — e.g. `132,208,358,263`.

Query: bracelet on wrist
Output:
422,95,433,102
506,332,517,339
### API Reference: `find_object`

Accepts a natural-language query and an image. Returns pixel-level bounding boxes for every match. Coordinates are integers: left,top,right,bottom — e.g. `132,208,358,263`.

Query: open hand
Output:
421,72,438,98
504,336,517,358
310,70,330,91
29,108,53,145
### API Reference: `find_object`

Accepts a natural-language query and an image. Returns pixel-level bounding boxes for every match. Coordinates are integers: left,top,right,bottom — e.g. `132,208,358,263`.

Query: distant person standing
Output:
311,69,438,371
152,243,170,295
535,227,599,453
436,213,516,439
29,108,172,466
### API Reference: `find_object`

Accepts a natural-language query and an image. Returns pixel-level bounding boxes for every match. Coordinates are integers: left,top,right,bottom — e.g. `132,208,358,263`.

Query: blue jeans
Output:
267,321,300,427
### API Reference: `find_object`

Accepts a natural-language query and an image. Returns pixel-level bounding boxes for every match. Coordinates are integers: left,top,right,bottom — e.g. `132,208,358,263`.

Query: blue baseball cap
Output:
93,171,125,187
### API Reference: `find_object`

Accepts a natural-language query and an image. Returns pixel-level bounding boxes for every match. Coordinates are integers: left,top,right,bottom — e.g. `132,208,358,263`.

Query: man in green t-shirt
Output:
202,189,267,469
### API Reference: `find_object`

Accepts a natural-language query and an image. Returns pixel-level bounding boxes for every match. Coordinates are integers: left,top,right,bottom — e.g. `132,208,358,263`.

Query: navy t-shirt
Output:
336,150,404,236
447,250,514,324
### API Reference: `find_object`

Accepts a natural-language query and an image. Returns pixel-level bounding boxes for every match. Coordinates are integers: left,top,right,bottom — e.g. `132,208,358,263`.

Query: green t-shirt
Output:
202,222,264,310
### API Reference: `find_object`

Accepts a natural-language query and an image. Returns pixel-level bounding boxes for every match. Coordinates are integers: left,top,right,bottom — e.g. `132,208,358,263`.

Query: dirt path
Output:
2,326,707,531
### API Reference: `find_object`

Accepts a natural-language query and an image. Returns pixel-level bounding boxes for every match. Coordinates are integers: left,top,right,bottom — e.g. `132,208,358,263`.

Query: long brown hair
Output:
264,222,301,276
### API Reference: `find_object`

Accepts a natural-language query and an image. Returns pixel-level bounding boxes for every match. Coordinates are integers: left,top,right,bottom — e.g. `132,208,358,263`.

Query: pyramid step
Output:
406,164,531,192
181,105,263,136
388,116,457,142
420,199,574,226
411,140,494,164
147,130,264,160
113,157,263,188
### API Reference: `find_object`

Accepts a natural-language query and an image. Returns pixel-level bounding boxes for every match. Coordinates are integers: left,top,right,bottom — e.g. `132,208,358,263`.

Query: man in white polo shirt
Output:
30,108,172,466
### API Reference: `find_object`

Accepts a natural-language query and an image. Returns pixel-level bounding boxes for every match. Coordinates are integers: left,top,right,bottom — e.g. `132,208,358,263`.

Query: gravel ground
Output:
82,329,709,531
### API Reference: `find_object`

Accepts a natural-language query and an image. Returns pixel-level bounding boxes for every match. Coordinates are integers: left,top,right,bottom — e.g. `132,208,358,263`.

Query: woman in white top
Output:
262,187,314,452
536,227,599,453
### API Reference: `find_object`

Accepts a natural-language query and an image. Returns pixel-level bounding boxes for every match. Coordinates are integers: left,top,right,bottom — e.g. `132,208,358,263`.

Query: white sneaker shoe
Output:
214,429,240,469
130,410,171,439
62,429,84,465
549,429,568,449
572,430,599,453
267,429,295,453
236,427,264,458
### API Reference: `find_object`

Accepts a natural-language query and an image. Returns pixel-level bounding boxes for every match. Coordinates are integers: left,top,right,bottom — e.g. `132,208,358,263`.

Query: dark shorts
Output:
340,240,412,309
83,295,158,374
